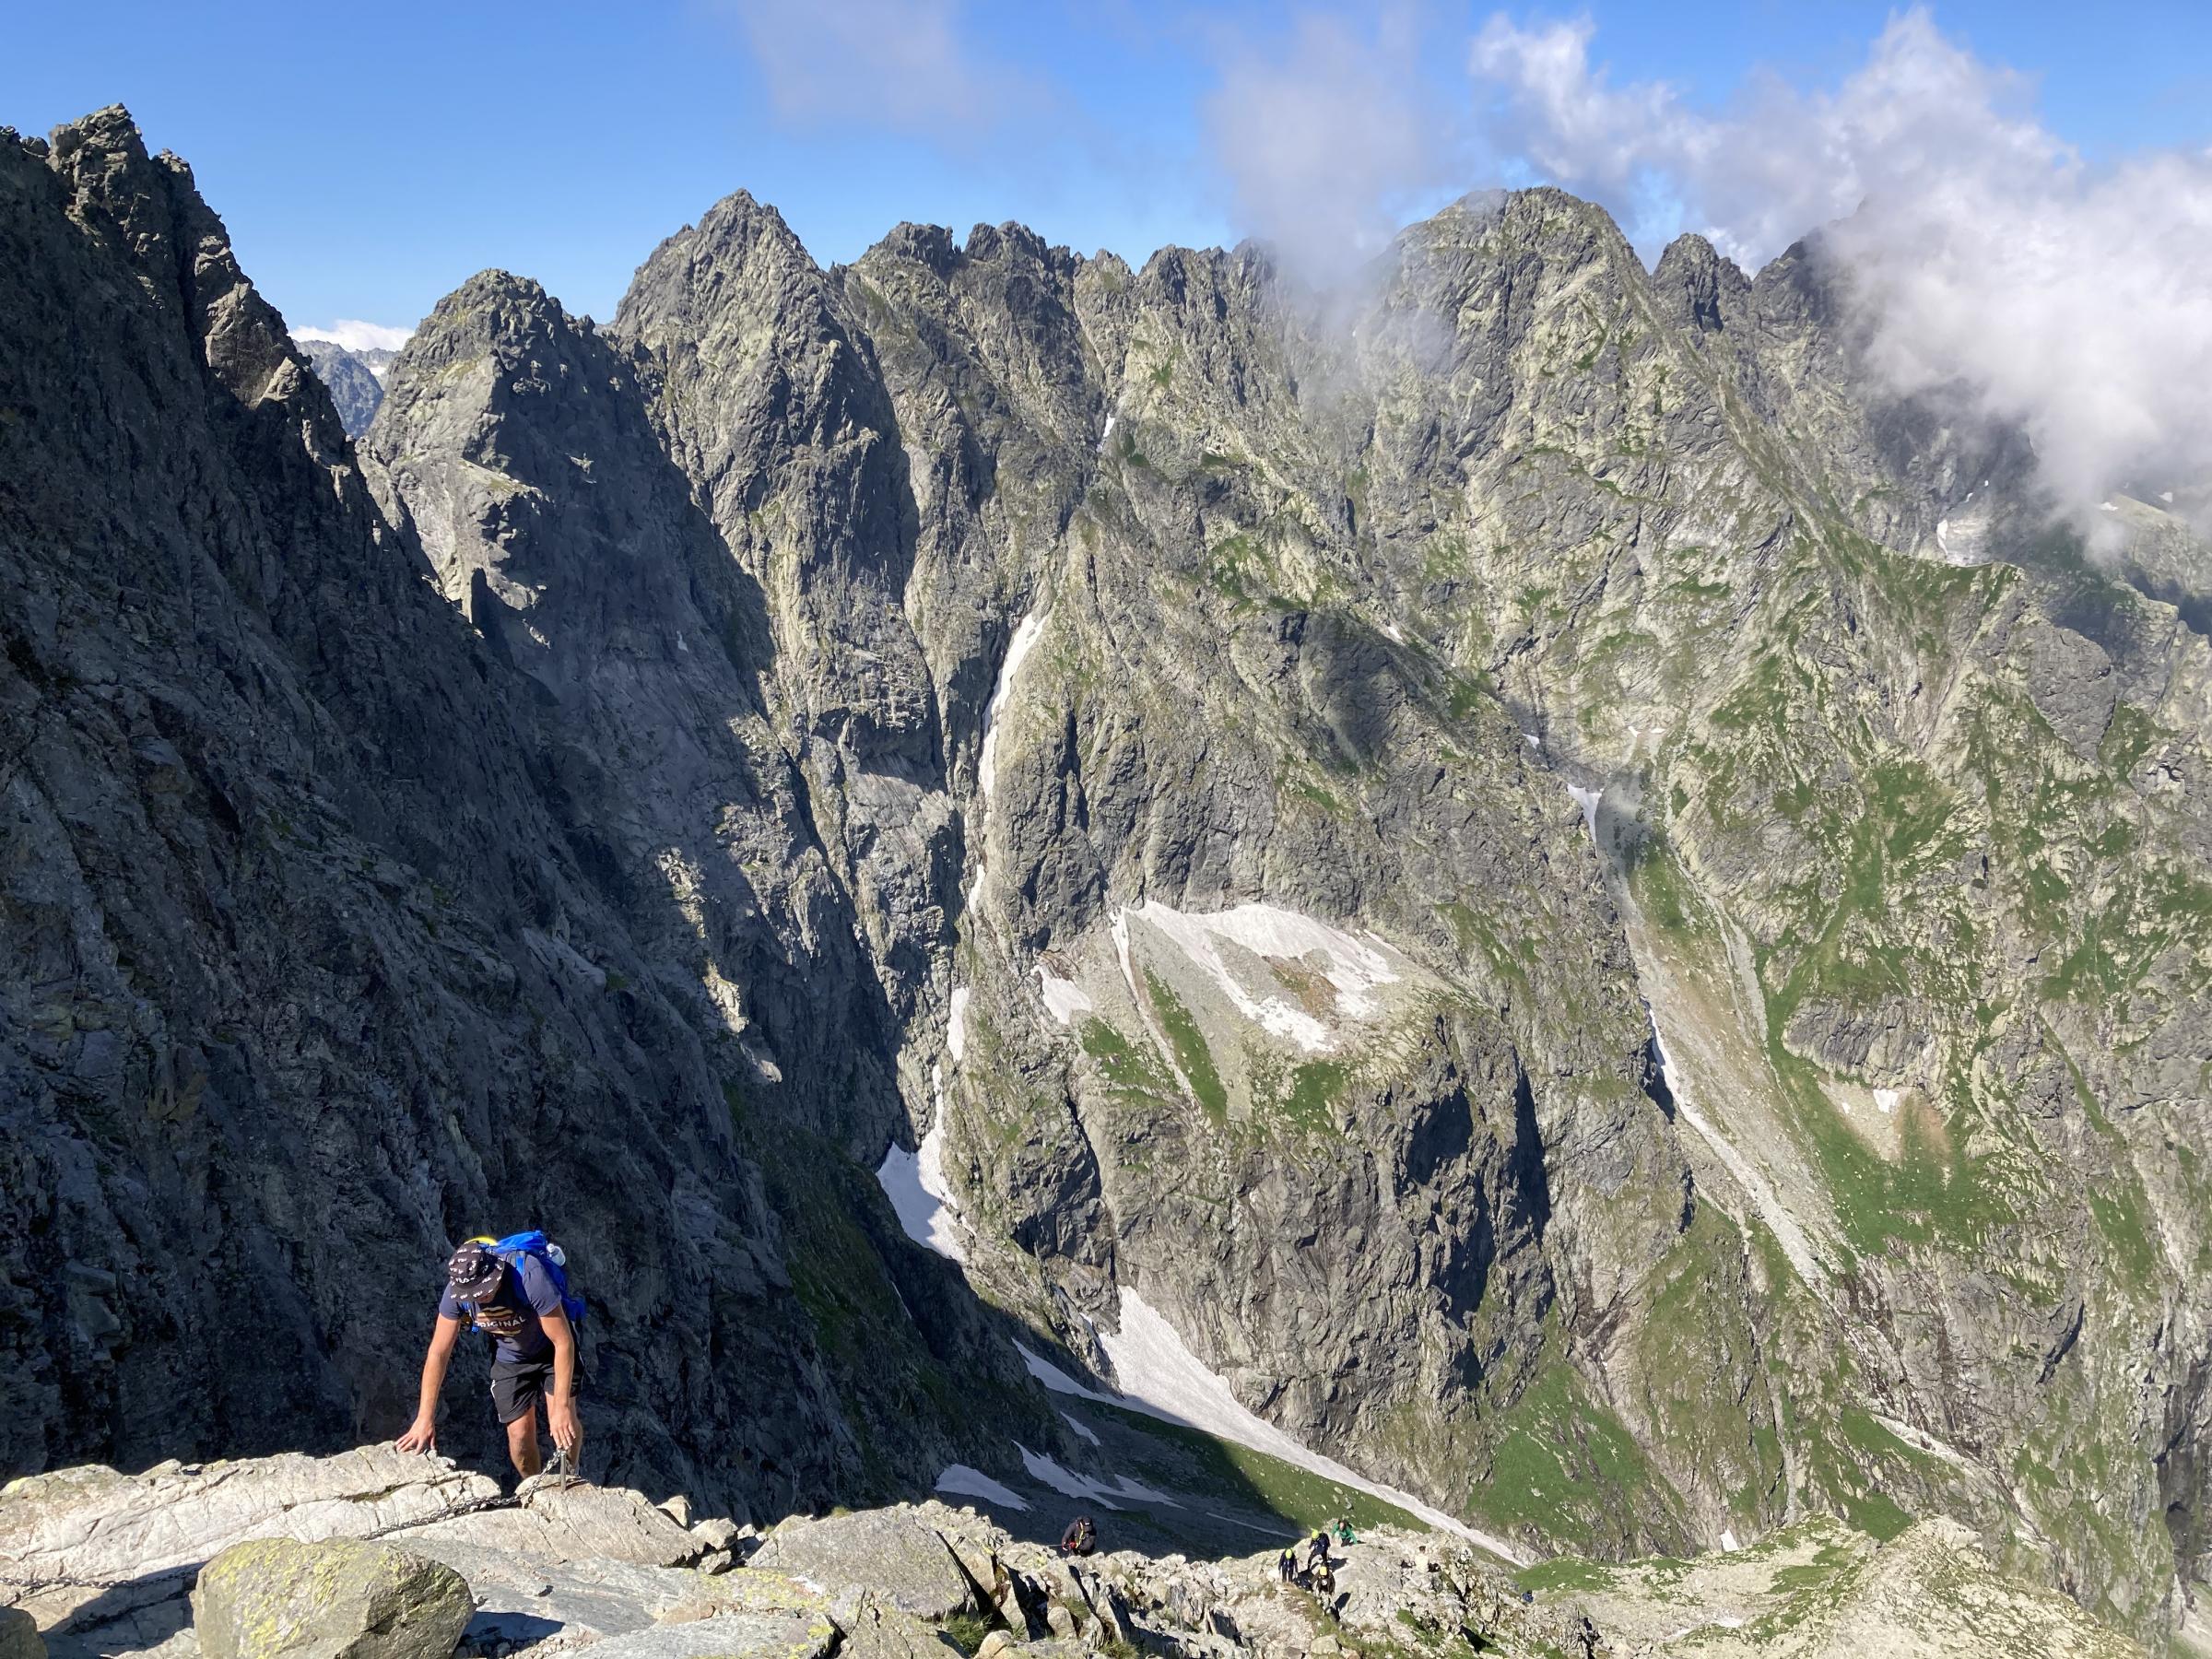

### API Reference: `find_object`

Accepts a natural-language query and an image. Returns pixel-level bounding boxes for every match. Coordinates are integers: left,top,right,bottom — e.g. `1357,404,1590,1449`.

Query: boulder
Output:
0,1608,44,1659
189,1536,469,1659
748,1510,971,1620
397,1478,700,1566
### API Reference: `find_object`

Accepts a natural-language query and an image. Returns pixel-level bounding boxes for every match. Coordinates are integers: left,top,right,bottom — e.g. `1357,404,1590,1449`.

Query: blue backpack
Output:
463,1230,586,1333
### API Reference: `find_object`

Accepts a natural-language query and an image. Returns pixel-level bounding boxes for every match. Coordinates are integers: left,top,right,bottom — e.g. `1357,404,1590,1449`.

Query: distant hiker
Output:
396,1232,584,1479
1277,1547,1299,1584
1335,1516,1358,1546
1060,1514,1098,1557
1306,1531,1332,1572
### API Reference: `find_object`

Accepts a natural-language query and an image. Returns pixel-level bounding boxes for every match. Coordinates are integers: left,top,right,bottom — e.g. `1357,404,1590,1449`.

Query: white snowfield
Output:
1566,782,1603,842
1018,1288,1530,1564
979,608,1048,802
874,1121,968,1263
947,985,971,1062
1037,963,1095,1025
1122,900,1402,1054
1014,1442,1182,1511
935,1464,1030,1510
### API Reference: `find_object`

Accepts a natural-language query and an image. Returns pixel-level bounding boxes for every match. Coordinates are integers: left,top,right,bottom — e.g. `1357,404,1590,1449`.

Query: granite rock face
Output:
0,108,1048,1523
3,106,2207,1648
297,339,389,436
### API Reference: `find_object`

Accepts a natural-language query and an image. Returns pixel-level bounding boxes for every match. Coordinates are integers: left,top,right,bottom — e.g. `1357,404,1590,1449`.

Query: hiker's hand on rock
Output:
396,1417,436,1454
549,1400,581,1456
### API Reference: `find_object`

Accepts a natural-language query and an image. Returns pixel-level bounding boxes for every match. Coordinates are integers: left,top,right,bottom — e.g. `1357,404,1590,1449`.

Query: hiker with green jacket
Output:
397,1236,582,1478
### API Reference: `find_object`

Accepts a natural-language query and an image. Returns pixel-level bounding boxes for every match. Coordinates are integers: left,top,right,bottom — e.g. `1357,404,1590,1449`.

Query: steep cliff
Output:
0,109,1051,1523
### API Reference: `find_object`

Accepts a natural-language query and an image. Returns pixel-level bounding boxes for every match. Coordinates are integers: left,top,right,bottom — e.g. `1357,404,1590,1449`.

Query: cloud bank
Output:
1466,8,2212,512
1204,5,2212,513
1201,8,1470,289
293,319,414,353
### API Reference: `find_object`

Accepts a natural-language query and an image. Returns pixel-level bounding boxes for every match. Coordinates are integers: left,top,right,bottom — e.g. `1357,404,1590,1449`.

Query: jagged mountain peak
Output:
6,101,2210,1656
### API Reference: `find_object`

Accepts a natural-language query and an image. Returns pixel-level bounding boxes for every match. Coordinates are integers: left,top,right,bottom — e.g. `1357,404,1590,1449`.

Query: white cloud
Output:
293,319,414,353
725,0,1025,138
1202,8,1471,288
1465,6,2212,512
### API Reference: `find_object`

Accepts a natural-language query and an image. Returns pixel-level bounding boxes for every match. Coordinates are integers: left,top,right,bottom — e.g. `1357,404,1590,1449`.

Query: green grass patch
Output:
1143,972,1229,1124
1514,1556,1617,1594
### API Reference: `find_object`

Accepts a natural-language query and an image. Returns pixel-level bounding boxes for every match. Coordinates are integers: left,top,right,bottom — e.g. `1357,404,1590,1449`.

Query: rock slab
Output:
189,1536,469,1659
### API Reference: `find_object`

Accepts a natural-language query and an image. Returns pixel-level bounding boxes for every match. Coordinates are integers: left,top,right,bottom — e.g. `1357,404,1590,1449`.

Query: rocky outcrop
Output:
189,1536,470,1659
0,1448,2145,1658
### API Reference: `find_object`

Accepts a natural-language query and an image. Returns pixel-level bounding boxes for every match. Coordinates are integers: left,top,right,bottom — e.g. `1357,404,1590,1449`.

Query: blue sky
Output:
6,1,2209,338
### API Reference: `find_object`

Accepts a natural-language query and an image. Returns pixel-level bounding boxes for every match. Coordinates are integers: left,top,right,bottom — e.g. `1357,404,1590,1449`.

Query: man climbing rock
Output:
1060,1514,1098,1557
396,1235,582,1479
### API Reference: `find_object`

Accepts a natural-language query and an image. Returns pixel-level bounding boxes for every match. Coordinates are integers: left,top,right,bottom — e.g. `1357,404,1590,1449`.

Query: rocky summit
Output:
1,104,2207,1655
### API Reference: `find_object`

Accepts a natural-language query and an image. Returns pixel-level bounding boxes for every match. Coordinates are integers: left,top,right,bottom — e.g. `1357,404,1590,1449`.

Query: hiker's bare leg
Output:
507,1404,543,1477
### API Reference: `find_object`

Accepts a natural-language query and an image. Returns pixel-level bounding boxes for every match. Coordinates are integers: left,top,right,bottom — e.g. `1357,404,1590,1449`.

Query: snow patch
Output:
1061,1411,1100,1447
1873,1088,1900,1116
1097,414,1116,454
1018,1442,1123,1508
1935,518,1951,555
1037,964,1094,1026
1014,1340,1118,1406
935,1465,1030,1511
979,610,1048,802
1720,1528,1740,1553
947,986,971,1063
1014,1444,1182,1511
1128,900,1399,1054
1099,1288,1528,1562
1524,731,1542,749
875,1122,968,1263
2161,490,2176,504
1381,621,1406,643
2100,500,2119,512
1566,782,1602,841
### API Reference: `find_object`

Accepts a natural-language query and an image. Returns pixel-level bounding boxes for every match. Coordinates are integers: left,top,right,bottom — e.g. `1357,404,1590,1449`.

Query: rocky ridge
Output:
298,338,394,436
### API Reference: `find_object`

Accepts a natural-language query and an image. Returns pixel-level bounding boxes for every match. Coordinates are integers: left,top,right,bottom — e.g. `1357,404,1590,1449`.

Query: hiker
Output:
1306,1530,1332,1573
1060,1514,1098,1557
396,1232,584,1479
1277,1547,1299,1584
1335,1516,1358,1547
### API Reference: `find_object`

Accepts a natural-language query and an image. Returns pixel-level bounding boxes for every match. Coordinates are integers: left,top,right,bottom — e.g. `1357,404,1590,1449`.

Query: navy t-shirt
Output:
439,1253,564,1365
